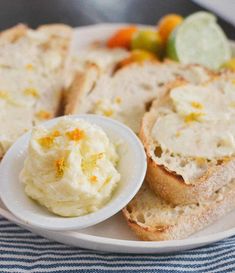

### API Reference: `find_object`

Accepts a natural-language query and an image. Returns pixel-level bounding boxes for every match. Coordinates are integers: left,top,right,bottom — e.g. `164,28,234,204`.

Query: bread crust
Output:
140,81,235,205
123,182,235,241
37,24,72,36
65,64,100,115
0,24,28,42
37,24,72,57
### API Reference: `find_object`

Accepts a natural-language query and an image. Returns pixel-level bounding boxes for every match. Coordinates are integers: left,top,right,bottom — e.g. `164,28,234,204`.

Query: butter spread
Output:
20,117,120,217
0,28,65,155
151,81,235,182
75,62,211,133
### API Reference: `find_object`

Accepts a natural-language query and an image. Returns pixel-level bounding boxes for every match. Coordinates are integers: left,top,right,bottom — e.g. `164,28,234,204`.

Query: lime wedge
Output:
167,12,231,70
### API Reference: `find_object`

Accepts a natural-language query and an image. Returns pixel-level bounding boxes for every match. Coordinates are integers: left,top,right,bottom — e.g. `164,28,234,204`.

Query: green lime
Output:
167,12,231,70
131,29,163,56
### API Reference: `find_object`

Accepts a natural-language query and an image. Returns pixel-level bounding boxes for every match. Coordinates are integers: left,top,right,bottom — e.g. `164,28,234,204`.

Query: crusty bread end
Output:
123,181,235,241
64,63,100,115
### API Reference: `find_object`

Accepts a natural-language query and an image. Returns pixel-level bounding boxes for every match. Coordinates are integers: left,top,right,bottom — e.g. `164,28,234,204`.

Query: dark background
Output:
0,0,234,39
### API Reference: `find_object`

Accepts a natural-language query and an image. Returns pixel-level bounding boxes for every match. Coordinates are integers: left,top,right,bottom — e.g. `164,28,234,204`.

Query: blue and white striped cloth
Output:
0,216,235,273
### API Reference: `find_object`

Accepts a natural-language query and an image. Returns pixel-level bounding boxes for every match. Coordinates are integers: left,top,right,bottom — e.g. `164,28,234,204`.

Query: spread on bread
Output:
20,118,120,217
0,24,72,157
151,81,235,182
68,62,212,133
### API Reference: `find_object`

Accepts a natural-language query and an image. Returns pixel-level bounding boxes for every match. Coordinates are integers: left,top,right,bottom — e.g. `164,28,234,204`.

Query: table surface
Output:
0,0,235,39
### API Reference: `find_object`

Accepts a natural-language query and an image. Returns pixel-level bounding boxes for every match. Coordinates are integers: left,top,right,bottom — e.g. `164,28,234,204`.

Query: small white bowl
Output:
0,114,147,231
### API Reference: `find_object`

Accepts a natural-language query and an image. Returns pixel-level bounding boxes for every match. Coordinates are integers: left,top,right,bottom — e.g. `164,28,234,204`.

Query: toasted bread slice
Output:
140,74,235,205
123,181,235,241
65,60,215,133
0,24,72,157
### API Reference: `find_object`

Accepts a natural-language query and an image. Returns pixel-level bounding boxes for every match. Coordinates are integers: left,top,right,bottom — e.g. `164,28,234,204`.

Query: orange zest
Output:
66,128,85,141
0,91,9,100
25,63,34,71
82,153,104,172
184,112,204,123
107,26,137,49
51,130,60,137
103,109,114,117
191,101,203,110
175,131,181,137
24,87,39,98
158,14,183,43
55,157,66,177
90,176,97,183
38,136,54,149
38,130,60,148
36,110,52,120
114,96,122,104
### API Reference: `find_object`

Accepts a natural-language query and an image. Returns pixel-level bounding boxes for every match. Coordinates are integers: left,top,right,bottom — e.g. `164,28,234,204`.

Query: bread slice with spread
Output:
140,73,235,205
65,61,214,133
0,24,72,157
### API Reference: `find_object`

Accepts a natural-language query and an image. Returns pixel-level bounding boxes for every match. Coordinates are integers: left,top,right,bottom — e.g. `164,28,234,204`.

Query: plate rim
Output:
1,204,235,252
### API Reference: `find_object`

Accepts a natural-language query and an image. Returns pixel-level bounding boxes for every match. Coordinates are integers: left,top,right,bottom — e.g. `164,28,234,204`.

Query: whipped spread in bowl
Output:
20,117,121,217
0,114,146,230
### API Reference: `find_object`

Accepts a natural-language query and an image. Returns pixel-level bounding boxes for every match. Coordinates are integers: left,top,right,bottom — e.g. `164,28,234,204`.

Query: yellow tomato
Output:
222,58,235,71
158,14,183,43
118,49,157,68
131,30,163,56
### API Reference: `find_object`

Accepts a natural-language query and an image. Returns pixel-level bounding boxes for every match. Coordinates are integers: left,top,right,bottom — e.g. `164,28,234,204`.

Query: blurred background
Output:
0,0,234,38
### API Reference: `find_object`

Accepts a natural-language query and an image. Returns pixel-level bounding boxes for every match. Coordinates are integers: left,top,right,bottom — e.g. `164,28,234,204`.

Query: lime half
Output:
167,12,231,70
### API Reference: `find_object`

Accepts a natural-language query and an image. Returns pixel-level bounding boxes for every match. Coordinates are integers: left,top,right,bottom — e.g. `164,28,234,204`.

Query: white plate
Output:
1,23,235,253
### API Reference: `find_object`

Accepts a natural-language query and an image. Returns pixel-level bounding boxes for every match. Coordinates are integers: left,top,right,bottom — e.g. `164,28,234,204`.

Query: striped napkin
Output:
0,216,234,273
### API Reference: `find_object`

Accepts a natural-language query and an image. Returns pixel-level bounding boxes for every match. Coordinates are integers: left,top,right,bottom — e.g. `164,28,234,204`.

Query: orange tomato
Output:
107,26,138,49
158,14,183,43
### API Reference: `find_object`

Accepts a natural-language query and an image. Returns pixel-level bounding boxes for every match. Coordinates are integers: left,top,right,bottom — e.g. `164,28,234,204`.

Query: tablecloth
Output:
0,216,235,273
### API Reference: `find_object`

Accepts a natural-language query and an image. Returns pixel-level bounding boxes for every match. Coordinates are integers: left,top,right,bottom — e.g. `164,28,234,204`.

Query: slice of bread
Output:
65,60,214,133
0,24,72,157
71,47,130,74
123,181,235,241
140,74,235,205
66,46,130,89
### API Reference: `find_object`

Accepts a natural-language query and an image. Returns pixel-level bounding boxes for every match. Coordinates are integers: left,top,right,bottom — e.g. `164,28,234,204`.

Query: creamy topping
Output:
151,80,235,181
0,28,66,155
75,62,211,133
92,97,122,118
20,118,120,217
